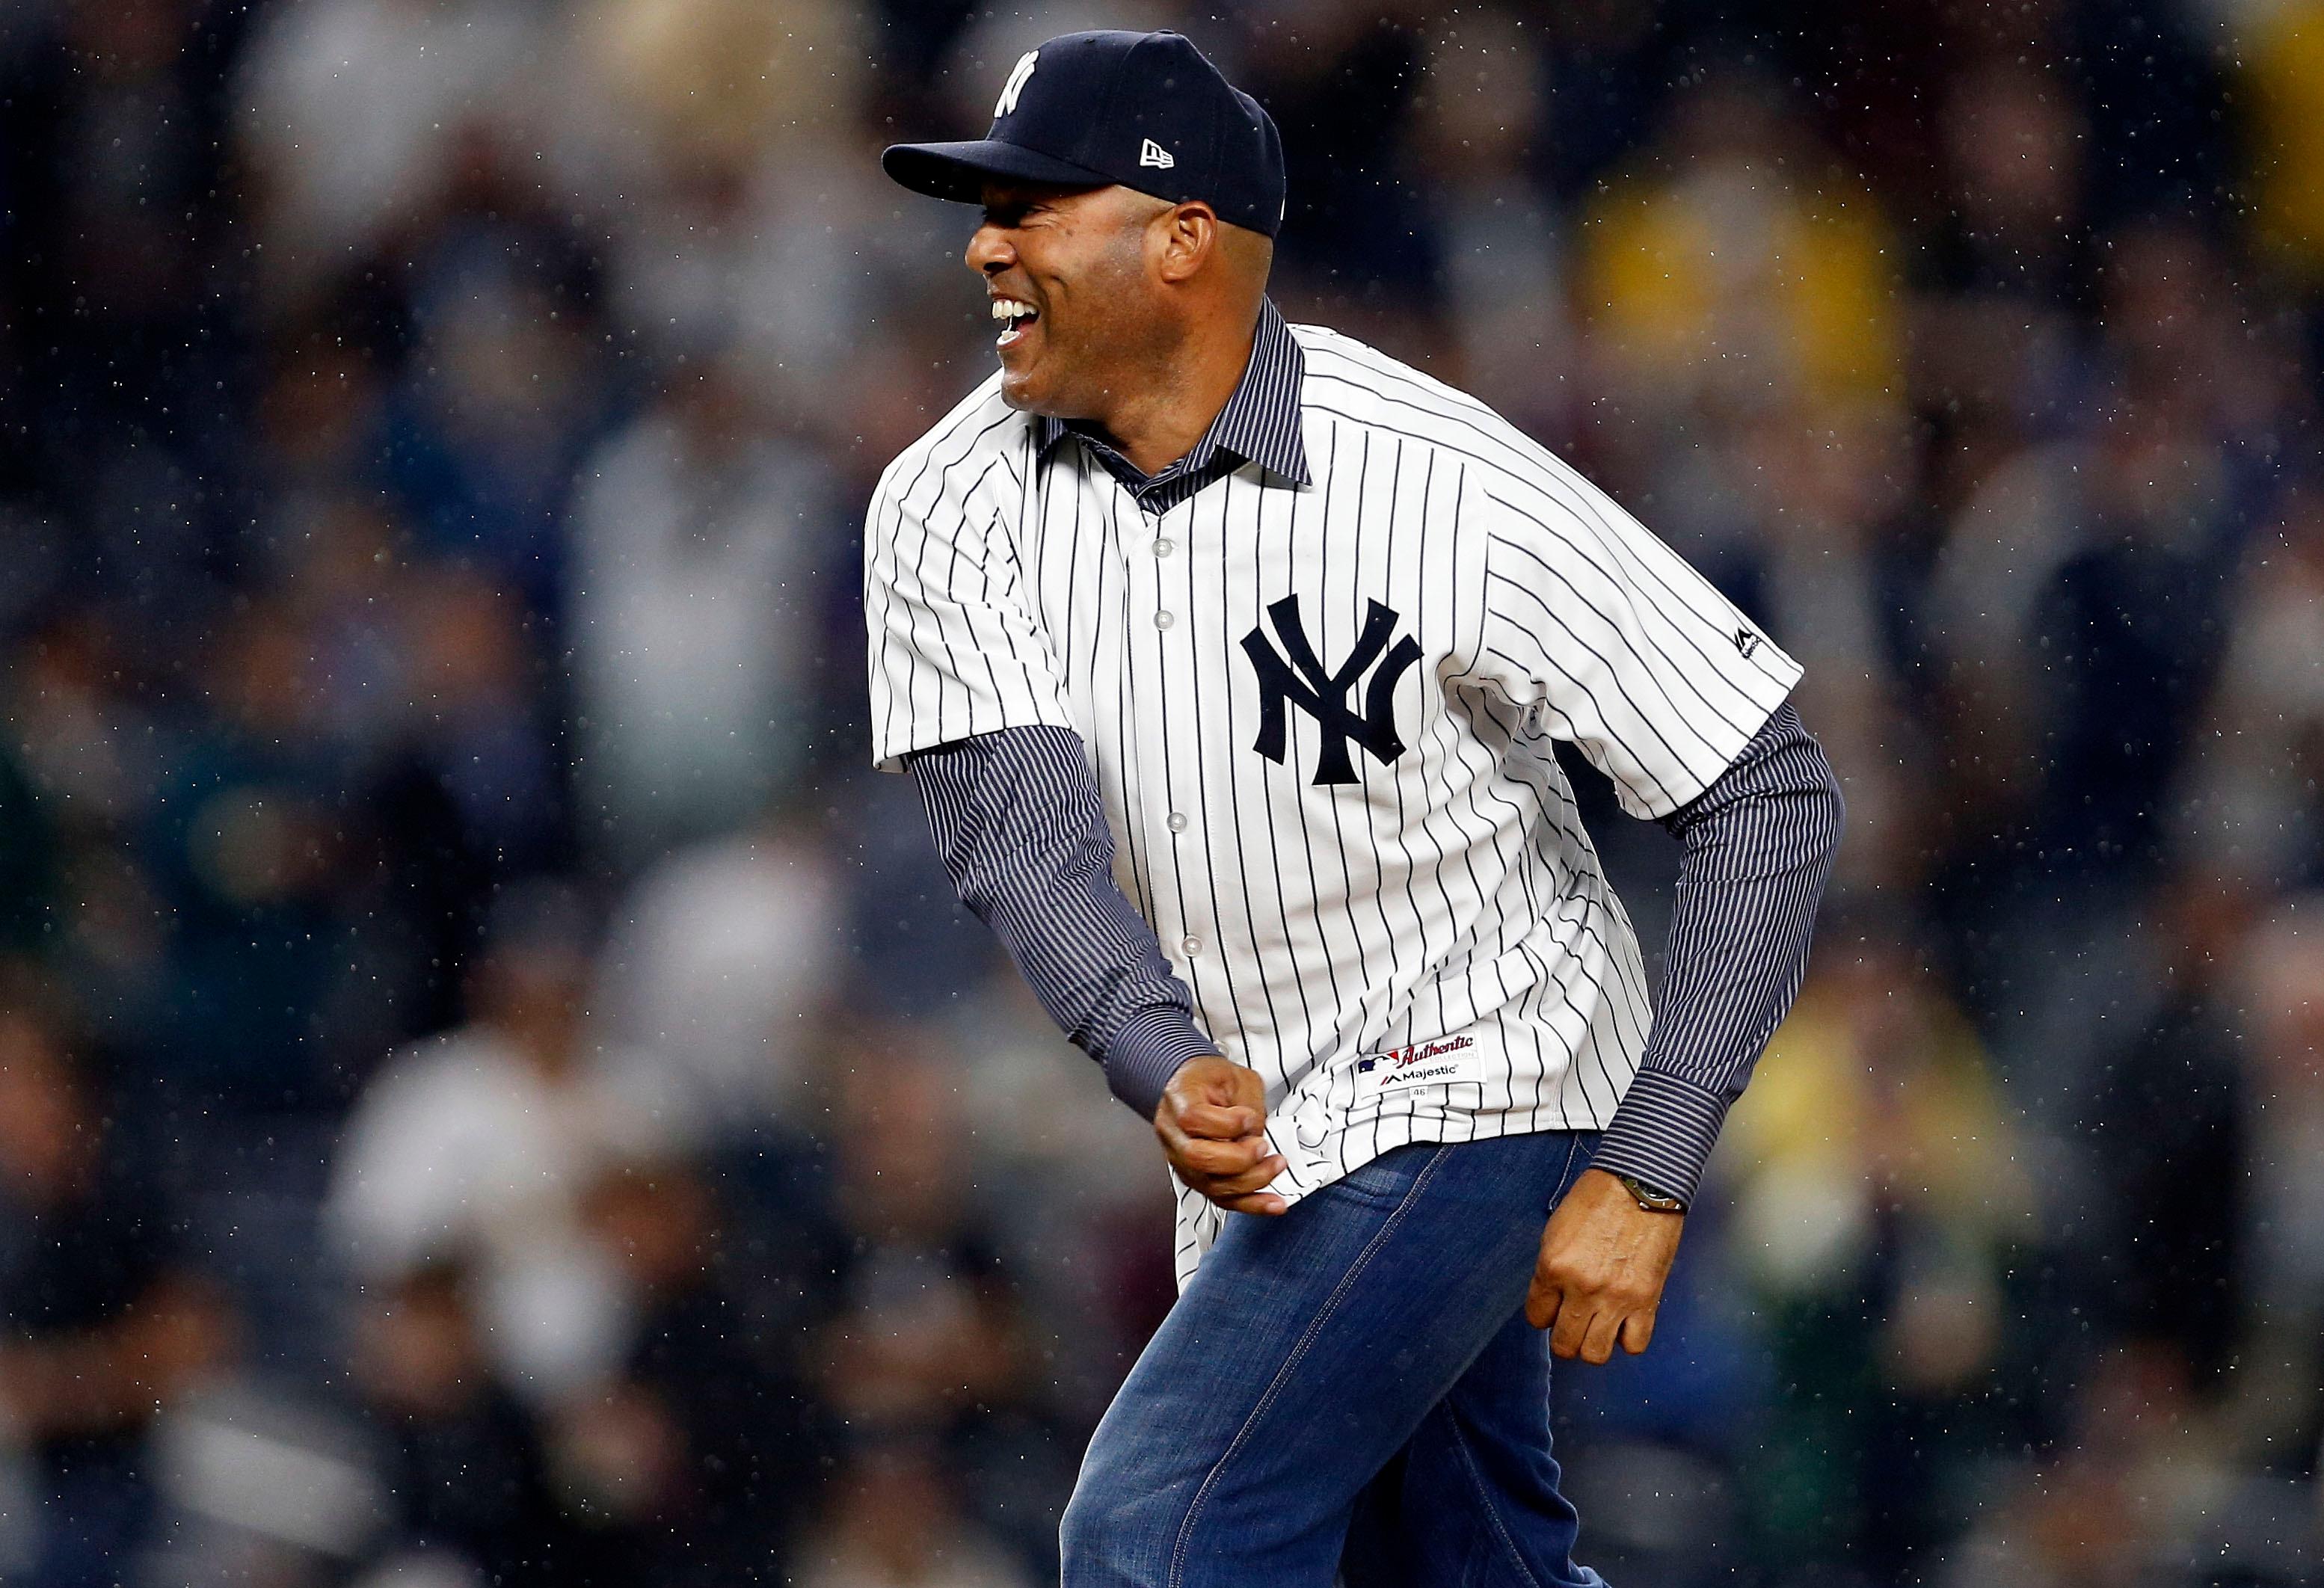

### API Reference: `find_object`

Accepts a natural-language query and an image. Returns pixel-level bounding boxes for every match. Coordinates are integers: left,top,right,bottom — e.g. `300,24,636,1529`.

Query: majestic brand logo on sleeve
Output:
1139,138,1175,168
1242,595,1423,786
995,51,1038,118
1734,627,1762,659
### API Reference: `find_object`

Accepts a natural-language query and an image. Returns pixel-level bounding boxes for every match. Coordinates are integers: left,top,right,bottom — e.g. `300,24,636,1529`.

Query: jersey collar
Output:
1033,298,1310,507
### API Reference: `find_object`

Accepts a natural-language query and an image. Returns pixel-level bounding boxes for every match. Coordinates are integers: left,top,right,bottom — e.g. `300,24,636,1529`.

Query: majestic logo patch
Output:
1243,596,1423,786
1734,627,1762,659
1139,138,1175,169
995,51,1038,118
1348,1034,1484,1099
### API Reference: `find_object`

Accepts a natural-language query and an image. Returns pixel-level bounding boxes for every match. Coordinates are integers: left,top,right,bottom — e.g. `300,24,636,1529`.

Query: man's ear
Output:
1152,201,1220,286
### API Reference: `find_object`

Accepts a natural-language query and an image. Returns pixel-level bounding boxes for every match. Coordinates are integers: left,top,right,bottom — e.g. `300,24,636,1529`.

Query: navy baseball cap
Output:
882,30,1287,238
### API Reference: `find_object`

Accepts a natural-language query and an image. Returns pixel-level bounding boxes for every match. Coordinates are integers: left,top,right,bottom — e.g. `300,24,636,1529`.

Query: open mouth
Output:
992,297,1040,349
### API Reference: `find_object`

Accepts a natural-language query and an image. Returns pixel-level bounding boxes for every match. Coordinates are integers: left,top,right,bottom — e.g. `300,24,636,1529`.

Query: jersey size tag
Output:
1349,1032,1487,1100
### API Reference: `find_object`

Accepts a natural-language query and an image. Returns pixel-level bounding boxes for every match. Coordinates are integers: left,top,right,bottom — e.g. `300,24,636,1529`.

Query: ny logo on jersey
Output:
995,50,1038,118
1243,596,1424,786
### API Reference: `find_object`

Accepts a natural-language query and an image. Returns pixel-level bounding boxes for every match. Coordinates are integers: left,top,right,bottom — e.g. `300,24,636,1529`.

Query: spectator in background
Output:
0,0,245,481
4,612,174,1068
347,1261,574,1588
1721,399,1925,896
250,336,393,540
328,886,684,1400
558,1158,831,1584
812,1041,1060,1569
390,564,567,874
1717,936,2035,1578
1921,397,2094,846
2182,477,2324,889
291,500,565,850
144,600,368,1110
1928,56,2090,307
814,1047,1034,1435
1410,10,1572,443
793,1437,1032,1588
255,502,564,1051
2223,896,2324,1472
381,251,609,617
553,0,876,416
1937,1344,2209,1588
2028,389,2240,876
0,970,233,1588
1919,224,2265,1111
1577,67,1902,424
273,499,428,772
4,608,162,854
233,0,547,302
595,803,845,1128
567,354,840,861
2073,869,2253,1389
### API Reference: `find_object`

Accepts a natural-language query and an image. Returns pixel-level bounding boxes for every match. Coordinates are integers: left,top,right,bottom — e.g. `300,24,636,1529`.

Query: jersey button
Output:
1152,538,1175,557
1180,935,1202,957
1154,611,1174,630
1166,812,1188,833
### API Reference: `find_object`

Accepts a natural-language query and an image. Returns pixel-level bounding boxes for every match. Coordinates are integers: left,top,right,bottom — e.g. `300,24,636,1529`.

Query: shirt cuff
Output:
1587,1068,1733,1207
1104,1007,1223,1118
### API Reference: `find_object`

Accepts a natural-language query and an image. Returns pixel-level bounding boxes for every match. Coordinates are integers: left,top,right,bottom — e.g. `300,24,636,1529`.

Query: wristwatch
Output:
1612,1172,1686,1214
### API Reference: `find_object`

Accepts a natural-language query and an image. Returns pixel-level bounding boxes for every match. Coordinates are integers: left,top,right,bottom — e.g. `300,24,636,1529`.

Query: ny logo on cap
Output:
995,50,1037,117
1139,138,1175,169
1244,597,1423,786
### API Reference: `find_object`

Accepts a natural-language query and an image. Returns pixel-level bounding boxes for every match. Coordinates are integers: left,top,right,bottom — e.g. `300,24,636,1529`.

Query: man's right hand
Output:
1153,1056,1288,1216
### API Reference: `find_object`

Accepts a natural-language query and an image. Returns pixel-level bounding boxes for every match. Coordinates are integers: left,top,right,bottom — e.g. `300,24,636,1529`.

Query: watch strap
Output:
1614,1171,1687,1213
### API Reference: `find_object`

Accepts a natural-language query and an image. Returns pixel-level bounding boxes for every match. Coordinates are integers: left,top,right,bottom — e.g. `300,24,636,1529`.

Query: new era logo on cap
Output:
1139,138,1175,169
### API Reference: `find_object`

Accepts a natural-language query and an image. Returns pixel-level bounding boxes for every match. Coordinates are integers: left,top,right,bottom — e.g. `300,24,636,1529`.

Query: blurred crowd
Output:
1,0,2321,1583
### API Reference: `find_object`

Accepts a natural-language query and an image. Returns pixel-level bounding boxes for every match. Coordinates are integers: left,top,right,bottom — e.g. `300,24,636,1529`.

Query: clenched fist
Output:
1153,1055,1289,1216
1526,1168,1685,1363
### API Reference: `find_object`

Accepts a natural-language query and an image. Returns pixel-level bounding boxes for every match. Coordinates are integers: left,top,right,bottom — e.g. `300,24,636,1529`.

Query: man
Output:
0,976,230,1588
866,29,1843,1586
328,887,680,1398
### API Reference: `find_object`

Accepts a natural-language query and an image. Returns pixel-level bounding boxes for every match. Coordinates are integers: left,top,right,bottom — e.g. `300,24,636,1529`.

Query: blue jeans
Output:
1062,1132,1610,1588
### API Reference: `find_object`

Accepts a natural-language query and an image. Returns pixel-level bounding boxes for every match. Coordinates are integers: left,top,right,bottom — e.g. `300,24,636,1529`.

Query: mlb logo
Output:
1354,1058,1377,1074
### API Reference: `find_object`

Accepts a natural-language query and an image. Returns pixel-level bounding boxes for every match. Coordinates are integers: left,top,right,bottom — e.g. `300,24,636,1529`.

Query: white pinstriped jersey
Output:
867,322,1801,1284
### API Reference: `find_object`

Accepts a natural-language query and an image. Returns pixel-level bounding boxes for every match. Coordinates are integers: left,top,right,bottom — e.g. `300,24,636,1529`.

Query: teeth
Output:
990,299,1034,321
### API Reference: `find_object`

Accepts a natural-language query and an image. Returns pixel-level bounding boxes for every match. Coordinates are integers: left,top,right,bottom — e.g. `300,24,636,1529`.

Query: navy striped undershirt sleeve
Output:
1587,701,1845,1206
907,723,1222,1117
